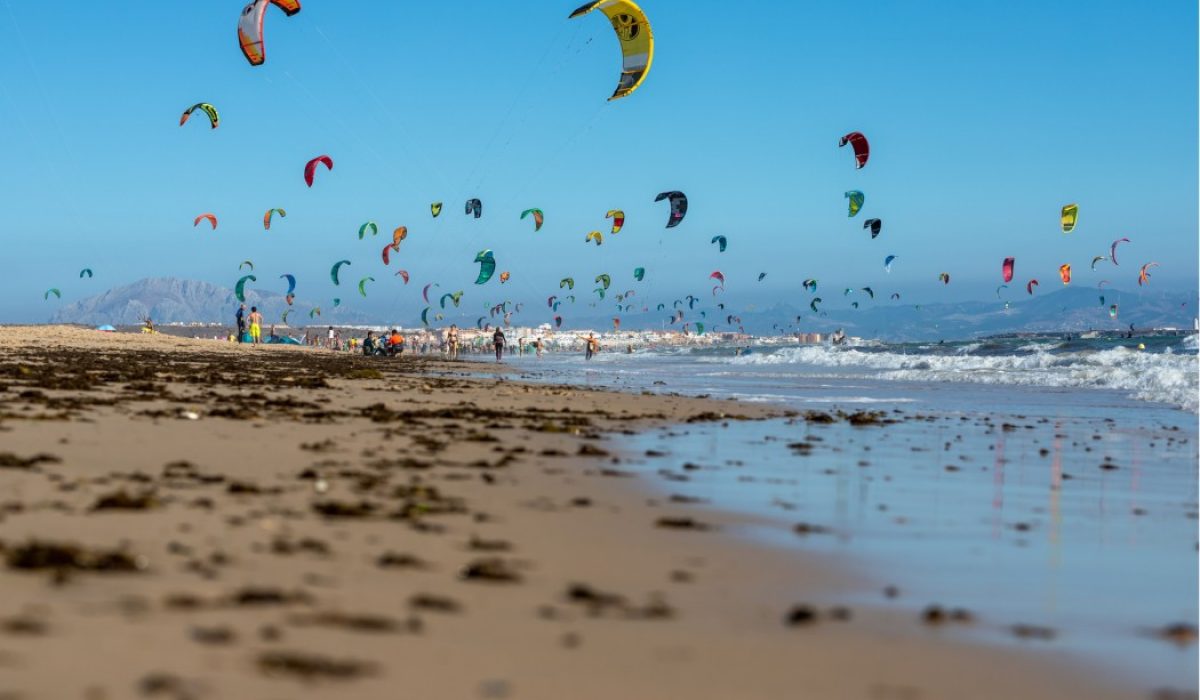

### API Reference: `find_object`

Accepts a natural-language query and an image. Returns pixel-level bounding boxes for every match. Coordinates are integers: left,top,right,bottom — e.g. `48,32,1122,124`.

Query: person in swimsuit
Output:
447,325,460,360
248,307,263,345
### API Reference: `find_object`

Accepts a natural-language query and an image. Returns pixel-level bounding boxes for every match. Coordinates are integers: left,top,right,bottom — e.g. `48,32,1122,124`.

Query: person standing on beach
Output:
447,325,460,360
247,307,263,345
585,333,597,360
236,304,246,343
327,326,335,349
492,327,506,362
534,337,543,358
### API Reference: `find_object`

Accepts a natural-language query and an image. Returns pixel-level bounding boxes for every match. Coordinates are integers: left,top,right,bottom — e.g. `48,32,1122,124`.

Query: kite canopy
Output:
845,191,864,217
710,271,725,286
520,208,544,231
180,103,219,129
711,235,727,252
654,191,687,228
263,208,286,230
279,274,296,295
1138,262,1159,286
79,268,93,279
44,288,61,301
330,260,351,285
1059,264,1072,285
392,227,407,247
633,267,645,281
585,231,603,246
431,202,443,217
595,274,611,290
358,276,374,297
304,155,333,187
1061,204,1079,233
839,132,870,168
474,250,496,285
560,277,575,290
884,255,897,272
802,279,818,293
1111,238,1130,265
381,243,395,266
1027,279,1039,295
863,218,882,239
238,0,301,66
606,210,625,234
396,269,410,284
465,198,482,219
1002,257,1015,283
938,272,951,285
193,213,218,229
757,272,767,281
1091,255,1107,270
358,221,378,239
568,0,654,101
235,275,256,303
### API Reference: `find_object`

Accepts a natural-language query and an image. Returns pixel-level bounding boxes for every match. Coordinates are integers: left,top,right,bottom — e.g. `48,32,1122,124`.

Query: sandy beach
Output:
0,326,1188,699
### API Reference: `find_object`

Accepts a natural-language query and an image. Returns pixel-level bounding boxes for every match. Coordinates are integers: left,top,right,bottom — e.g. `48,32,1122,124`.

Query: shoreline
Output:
0,327,1182,698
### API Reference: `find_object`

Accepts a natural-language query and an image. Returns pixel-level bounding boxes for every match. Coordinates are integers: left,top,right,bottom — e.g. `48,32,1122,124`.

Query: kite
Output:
1091,255,1107,270
890,293,901,300
440,291,463,309
863,218,882,238
499,271,511,283
694,322,705,336
758,272,767,281
234,275,256,303
330,260,351,285
585,230,603,245
281,309,291,325
839,132,870,169
938,272,951,285
421,308,432,326
1097,280,1110,289
193,213,218,229
380,244,396,266
560,278,575,290
303,155,332,187
1002,257,1015,283
358,276,374,297
851,302,859,309
810,298,822,313
422,283,439,304
331,298,341,308
1108,305,1118,319
594,288,606,300
554,315,563,328
392,226,407,247
431,202,443,217
607,210,625,234
710,271,725,286
465,198,482,219
845,191,864,217
238,0,301,66
1059,263,1072,285
802,279,817,293
263,208,286,230
595,274,611,290
654,191,687,228
634,267,645,281
358,222,378,239
79,269,93,279
1061,204,1079,233
44,288,61,301
310,307,321,318
862,287,875,299
996,284,1008,298
239,260,254,271
711,235,727,252
1027,279,1039,295
180,103,219,129
884,255,897,272
547,296,557,308
1138,262,1159,286
474,250,496,285
521,208,544,231
568,0,655,101
1110,238,1130,265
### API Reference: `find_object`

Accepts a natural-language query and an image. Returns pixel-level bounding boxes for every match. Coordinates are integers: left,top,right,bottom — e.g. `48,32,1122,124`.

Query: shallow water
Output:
496,342,1199,689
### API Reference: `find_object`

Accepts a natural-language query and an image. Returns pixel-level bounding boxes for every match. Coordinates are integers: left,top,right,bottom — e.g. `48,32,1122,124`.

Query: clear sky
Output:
0,0,1195,324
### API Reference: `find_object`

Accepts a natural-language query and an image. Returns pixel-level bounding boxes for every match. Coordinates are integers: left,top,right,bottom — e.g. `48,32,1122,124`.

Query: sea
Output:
498,335,1200,691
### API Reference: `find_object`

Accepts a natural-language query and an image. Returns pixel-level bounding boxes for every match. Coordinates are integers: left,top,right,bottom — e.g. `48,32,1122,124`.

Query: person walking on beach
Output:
585,333,598,360
492,327,506,362
247,306,263,345
327,326,336,349
534,337,543,358
235,304,246,343
447,325,460,360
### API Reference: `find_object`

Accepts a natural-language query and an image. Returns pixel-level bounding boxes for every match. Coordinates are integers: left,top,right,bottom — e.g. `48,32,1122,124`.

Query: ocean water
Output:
500,336,1199,689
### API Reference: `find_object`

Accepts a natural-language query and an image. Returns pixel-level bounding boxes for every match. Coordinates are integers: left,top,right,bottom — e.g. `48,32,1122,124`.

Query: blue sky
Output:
0,0,1195,324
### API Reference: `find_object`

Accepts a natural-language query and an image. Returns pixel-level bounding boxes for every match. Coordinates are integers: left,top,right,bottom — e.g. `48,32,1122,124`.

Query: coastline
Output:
0,327,1179,699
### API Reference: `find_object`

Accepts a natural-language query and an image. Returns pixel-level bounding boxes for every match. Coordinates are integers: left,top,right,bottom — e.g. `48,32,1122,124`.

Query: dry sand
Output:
0,326,1156,699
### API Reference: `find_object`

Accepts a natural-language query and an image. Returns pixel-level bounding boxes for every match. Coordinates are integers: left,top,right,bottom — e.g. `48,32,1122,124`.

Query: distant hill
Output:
50,278,370,327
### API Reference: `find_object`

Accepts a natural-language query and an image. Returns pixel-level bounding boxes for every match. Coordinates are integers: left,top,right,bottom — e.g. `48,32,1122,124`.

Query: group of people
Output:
362,329,407,356
235,304,264,344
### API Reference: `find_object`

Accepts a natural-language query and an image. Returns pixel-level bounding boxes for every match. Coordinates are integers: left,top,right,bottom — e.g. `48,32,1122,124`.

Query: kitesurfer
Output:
236,304,246,342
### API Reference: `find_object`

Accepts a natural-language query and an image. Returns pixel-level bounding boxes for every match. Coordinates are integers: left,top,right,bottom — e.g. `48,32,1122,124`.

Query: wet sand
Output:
0,326,1175,699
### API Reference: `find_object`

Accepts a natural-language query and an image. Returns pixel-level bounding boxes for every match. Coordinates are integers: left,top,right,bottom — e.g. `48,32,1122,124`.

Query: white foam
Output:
731,345,1200,412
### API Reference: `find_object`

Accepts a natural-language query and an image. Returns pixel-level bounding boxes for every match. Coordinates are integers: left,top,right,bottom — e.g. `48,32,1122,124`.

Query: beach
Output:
0,326,1191,699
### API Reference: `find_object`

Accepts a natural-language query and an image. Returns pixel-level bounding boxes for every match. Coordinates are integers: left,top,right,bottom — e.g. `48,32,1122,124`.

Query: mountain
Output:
50,278,370,327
